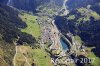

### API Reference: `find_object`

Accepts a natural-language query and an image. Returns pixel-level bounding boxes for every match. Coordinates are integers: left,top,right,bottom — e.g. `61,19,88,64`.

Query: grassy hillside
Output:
0,3,36,45
19,13,41,39
0,3,52,66
17,13,53,66
0,3,37,66
86,48,100,66
0,35,15,66
14,46,53,66
31,48,53,66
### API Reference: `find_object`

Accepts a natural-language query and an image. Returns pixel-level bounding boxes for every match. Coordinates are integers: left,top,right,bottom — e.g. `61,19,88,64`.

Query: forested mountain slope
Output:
0,3,37,66
55,0,100,57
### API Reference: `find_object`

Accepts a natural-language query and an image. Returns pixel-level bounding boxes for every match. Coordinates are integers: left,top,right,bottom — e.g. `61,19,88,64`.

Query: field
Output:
87,48,100,66
31,48,53,66
17,13,53,66
19,13,41,39
15,46,53,66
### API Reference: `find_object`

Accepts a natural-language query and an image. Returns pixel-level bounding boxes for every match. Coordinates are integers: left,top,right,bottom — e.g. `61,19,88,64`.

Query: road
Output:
23,55,31,66
13,46,18,66
62,0,69,15
13,45,31,66
49,20,62,50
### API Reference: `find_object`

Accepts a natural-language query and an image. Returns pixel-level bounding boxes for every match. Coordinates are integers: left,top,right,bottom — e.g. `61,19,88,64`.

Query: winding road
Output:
62,0,69,15
50,20,62,50
13,45,31,66
13,42,18,66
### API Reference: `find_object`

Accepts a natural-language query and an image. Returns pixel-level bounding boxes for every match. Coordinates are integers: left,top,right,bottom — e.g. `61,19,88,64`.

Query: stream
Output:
7,0,12,6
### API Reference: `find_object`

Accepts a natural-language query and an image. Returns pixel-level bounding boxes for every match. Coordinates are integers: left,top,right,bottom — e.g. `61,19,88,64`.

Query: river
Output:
7,0,12,6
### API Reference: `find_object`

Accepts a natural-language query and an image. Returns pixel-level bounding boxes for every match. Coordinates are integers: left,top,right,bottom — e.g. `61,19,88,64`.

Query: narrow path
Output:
13,45,31,66
19,48,31,66
23,55,31,66
13,46,18,66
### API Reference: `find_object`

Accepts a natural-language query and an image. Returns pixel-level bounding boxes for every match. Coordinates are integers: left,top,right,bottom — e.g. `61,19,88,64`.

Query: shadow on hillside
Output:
66,0,99,10
0,3,36,45
54,9,100,58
